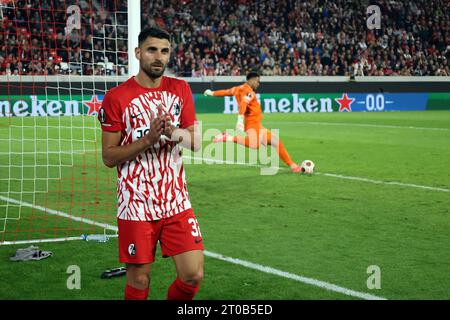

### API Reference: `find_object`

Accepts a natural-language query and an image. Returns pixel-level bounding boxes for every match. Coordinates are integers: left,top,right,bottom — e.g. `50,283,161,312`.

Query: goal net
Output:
0,0,132,245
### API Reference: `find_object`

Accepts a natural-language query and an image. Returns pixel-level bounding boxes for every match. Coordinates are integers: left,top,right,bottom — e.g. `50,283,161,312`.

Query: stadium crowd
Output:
1,0,128,76
1,0,449,77
145,0,450,77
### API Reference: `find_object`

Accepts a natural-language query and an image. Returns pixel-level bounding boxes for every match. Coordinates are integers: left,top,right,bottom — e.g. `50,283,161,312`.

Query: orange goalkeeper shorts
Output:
245,121,273,144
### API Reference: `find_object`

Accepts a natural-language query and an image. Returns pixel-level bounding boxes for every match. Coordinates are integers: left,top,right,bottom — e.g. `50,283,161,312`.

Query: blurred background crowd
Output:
1,0,449,77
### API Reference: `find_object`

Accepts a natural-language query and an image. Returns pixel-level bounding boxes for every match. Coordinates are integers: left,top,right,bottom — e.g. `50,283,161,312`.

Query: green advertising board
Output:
196,93,450,113
0,95,101,117
0,92,449,117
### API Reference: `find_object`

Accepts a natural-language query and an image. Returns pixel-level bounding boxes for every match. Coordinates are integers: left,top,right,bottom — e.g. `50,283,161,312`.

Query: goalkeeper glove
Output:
204,89,213,96
236,115,244,132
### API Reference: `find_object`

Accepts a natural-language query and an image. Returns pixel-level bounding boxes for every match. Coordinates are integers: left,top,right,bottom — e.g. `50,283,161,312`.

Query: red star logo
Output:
84,95,102,115
335,93,355,112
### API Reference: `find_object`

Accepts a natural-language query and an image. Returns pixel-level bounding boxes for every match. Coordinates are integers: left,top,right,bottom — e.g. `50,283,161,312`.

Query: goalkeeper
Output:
204,72,303,173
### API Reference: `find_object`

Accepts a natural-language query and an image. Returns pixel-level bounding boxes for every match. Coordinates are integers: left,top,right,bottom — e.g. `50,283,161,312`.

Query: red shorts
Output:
117,209,204,264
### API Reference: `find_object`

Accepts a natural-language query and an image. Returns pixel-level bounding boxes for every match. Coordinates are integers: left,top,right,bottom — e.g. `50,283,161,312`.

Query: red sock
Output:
125,284,149,300
167,277,200,300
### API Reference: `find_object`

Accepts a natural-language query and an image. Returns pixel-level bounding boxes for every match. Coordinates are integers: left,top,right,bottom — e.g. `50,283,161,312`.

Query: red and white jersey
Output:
98,76,197,221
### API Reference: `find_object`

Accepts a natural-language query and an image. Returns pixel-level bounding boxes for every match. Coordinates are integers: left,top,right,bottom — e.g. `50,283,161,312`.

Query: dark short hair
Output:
246,72,260,81
138,27,171,46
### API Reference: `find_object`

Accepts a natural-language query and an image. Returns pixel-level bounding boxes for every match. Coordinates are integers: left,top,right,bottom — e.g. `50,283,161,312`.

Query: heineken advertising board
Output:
0,93,449,117
195,93,450,113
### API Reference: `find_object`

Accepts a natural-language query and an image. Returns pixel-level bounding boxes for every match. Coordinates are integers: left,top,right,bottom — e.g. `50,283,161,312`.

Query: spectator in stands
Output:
1,0,448,77
141,0,449,77
1,0,128,76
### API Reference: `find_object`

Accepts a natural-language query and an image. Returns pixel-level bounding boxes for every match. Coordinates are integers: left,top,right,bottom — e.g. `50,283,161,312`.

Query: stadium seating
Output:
0,0,128,76
1,0,449,76
143,0,449,77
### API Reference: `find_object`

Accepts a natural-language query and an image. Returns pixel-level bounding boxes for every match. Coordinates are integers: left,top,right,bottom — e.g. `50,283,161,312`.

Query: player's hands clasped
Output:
143,105,183,145
143,107,166,145
162,111,183,144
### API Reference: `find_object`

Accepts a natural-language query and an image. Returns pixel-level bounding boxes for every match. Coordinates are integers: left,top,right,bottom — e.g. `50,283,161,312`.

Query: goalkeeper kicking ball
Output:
301,160,315,174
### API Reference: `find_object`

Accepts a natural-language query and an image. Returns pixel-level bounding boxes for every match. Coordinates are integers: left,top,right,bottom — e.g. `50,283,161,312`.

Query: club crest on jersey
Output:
174,103,180,116
128,243,136,256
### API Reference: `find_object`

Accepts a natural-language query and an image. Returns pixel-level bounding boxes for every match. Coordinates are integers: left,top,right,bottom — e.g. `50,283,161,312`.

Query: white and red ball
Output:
301,160,315,174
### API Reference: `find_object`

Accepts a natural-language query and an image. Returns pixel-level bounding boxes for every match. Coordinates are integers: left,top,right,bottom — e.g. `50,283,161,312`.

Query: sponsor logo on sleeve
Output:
98,107,107,123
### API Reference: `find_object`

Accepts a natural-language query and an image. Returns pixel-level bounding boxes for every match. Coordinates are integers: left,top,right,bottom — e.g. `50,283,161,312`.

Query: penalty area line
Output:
0,195,119,235
0,235,118,246
183,155,450,193
205,251,386,300
204,121,450,132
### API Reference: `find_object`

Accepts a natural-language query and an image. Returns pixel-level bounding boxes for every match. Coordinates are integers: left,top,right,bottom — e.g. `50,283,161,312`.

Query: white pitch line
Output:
184,155,450,193
0,195,118,232
320,173,450,193
0,195,385,300
288,121,450,132
4,149,448,193
205,251,386,300
203,121,450,132
0,234,118,246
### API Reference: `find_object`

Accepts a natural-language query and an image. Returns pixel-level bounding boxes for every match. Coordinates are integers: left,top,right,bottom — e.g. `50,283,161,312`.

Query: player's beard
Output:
141,61,166,79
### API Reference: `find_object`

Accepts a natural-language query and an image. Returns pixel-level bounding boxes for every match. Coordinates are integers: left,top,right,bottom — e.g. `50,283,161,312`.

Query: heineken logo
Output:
214,92,436,114
0,95,103,117
223,94,336,114
84,95,102,115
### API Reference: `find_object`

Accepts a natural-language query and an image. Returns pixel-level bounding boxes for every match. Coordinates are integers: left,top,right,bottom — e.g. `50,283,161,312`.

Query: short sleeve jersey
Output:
98,76,197,221
213,83,263,123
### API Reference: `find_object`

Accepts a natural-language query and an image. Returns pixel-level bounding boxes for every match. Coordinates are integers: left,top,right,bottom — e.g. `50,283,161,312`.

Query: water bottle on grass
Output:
81,234,109,242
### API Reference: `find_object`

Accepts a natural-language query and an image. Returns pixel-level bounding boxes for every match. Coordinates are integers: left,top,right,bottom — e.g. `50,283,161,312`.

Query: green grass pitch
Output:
0,111,449,299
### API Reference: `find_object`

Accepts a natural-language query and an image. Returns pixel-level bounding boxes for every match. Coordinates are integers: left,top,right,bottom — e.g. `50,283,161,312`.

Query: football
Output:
301,160,315,174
